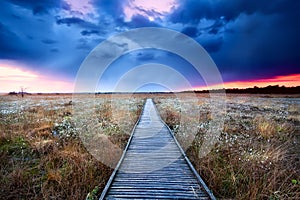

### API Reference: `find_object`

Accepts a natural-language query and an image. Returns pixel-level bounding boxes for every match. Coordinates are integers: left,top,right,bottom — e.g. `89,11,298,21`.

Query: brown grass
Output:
254,116,278,139
0,94,143,199
155,94,300,199
2,93,299,199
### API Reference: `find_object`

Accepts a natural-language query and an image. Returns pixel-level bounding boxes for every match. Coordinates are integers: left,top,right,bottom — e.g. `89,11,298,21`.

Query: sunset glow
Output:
1,59,299,93
0,66,38,81
0,62,73,93
195,74,300,91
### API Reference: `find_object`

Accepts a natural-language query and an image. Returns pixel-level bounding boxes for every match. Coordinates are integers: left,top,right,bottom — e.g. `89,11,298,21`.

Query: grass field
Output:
0,93,299,199
155,94,300,199
0,94,143,199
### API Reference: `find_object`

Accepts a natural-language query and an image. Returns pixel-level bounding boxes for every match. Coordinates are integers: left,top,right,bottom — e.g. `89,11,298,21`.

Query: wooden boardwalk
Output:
100,99,215,199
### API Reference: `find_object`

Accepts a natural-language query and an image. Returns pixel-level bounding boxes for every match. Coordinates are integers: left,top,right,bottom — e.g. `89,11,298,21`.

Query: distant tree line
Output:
194,85,300,94
7,85,299,95
8,91,32,96
8,86,30,97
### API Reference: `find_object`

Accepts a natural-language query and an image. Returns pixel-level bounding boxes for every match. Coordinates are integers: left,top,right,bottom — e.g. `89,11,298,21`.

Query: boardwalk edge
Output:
152,99,217,200
98,99,147,200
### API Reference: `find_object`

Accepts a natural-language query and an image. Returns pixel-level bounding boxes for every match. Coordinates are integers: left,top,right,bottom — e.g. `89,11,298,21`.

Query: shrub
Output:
52,116,78,141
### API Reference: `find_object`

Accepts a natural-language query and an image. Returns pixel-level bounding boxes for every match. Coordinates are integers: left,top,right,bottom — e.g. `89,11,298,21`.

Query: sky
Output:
0,0,300,92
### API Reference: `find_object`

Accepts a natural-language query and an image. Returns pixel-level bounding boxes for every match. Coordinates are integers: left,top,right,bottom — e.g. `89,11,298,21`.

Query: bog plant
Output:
86,186,100,200
0,95,143,199
52,116,78,141
155,95,300,199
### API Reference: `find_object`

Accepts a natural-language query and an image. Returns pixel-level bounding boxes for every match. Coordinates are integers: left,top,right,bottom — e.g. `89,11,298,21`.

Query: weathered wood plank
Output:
106,194,210,200
100,99,215,200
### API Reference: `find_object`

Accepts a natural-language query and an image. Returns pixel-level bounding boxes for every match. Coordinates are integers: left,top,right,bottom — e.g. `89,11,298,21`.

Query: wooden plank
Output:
106,194,210,200
99,99,216,199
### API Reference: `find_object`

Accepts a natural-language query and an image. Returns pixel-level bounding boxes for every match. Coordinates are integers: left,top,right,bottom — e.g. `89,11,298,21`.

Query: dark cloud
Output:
129,3,163,20
56,17,86,26
32,5,49,15
0,0,299,86
6,0,64,15
181,26,198,37
81,30,100,36
169,0,213,24
0,1,86,79
0,22,22,58
123,15,160,28
50,48,59,53
170,0,300,23
168,0,300,81
56,17,100,32
213,11,300,81
200,37,223,53
41,39,57,44
93,0,161,28
208,19,225,34
93,0,124,16
135,52,155,61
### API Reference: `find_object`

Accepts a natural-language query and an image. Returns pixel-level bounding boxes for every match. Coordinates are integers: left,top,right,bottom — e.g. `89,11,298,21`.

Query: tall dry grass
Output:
155,95,300,199
0,94,143,199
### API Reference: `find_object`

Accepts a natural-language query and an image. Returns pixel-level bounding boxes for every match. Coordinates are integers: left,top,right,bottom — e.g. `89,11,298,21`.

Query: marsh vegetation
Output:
155,94,300,199
1,93,299,199
0,94,143,199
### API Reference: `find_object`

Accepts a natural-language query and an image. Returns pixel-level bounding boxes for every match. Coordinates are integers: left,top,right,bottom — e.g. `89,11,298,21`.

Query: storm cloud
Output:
0,0,299,86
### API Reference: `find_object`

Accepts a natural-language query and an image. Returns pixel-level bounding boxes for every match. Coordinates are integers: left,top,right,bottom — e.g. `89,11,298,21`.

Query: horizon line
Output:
2,85,299,95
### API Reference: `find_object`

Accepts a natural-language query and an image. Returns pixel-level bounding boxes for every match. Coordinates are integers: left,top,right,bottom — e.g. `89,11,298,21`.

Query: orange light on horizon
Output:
0,61,74,93
194,74,300,90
